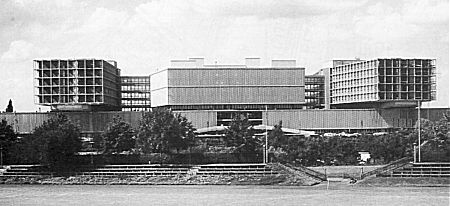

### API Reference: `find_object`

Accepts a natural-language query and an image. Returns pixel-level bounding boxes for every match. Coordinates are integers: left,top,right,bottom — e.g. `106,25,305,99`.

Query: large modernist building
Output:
33,59,122,111
26,57,445,135
323,58,436,109
34,59,152,112
151,58,306,125
151,58,305,110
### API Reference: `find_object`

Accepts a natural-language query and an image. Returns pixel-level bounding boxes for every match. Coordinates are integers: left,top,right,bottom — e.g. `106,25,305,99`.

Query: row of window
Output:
378,59,433,68
379,84,432,92
121,100,150,105
332,85,377,96
122,108,151,111
332,70,376,81
305,91,323,98
331,77,377,89
38,86,103,94
35,60,108,69
332,93,378,103
121,93,150,98
333,61,377,74
121,85,150,91
379,92,432,100
305,77,324,84
378,76,431,84
39,95,104,103
38,79,104,86
378,67,432,76
121,77,150,83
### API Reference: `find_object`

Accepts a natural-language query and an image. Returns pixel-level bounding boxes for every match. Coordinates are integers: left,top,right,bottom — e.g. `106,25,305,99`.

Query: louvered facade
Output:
151,58,306,111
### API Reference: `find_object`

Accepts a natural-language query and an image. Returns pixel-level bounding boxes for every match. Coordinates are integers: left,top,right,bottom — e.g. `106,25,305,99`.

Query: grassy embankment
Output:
0,164,321,186
0,174,320,186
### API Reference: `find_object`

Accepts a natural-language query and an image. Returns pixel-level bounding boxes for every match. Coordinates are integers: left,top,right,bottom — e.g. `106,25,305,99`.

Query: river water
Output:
0,184,448,205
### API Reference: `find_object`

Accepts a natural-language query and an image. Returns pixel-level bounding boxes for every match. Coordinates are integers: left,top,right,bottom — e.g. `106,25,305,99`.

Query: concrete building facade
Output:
325,58,436,109
151,58,306,111
28,57,444,134
34,59,121,111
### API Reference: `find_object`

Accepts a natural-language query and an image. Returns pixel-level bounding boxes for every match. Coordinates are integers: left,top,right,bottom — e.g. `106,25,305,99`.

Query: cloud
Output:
215,0,369,19
0,40,34,62
401,0,448,24
76,8,129,33
352,0,448,43
0,0,447,110
0,0,85,28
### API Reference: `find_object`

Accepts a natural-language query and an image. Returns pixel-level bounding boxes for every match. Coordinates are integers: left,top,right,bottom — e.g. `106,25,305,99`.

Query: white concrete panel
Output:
150,70,168,91
151,88,169,107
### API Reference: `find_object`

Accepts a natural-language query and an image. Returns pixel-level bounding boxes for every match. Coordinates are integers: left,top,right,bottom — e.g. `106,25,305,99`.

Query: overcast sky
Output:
0,0,448,111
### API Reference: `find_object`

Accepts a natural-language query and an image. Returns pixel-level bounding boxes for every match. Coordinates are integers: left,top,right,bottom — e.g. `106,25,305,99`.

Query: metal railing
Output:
360,156,413,179
279,163,327,181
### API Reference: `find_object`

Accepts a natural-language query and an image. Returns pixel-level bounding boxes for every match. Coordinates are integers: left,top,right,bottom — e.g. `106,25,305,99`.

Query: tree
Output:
224,113,260,154
298,135,324,166
101,116,135,154
268,121,286,148
5,99,13,112
356,128,415,164
31,113,82,167
136,108,195,154
0,119,17,164
415,115,450,161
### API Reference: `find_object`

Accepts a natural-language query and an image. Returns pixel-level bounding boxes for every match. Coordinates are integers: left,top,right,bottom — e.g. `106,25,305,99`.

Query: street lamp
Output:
417,100,421,162
0,145,3,167
413,143,417,163
265,105,269,164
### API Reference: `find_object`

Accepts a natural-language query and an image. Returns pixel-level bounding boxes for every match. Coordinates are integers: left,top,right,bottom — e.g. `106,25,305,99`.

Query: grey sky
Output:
0,0,448,111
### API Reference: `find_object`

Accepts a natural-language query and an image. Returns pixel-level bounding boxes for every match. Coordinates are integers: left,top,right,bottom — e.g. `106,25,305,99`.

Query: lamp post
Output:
417,100,421,162
265,105,269,164
413,143,417,163
0,145,3,167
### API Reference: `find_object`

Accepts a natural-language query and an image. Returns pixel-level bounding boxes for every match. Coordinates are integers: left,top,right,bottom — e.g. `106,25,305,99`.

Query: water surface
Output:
1,184,448,205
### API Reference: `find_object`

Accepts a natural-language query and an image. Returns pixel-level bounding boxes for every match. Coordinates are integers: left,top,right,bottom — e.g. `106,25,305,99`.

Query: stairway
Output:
195,164,278,176
1,165,52,177
379,162,450,178
0,163,319,178
0,165,191,177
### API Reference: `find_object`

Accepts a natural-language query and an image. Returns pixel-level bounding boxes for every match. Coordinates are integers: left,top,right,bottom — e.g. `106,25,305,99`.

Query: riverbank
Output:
0,173,320,186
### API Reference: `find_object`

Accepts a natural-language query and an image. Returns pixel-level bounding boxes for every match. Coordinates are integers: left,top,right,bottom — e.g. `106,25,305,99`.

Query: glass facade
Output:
305,75,325,109
121,76,151,111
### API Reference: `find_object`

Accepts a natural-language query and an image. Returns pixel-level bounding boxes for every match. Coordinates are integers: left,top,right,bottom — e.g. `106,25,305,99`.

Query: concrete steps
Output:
195,164,279,176
0,164,280,177
379,162,450,178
